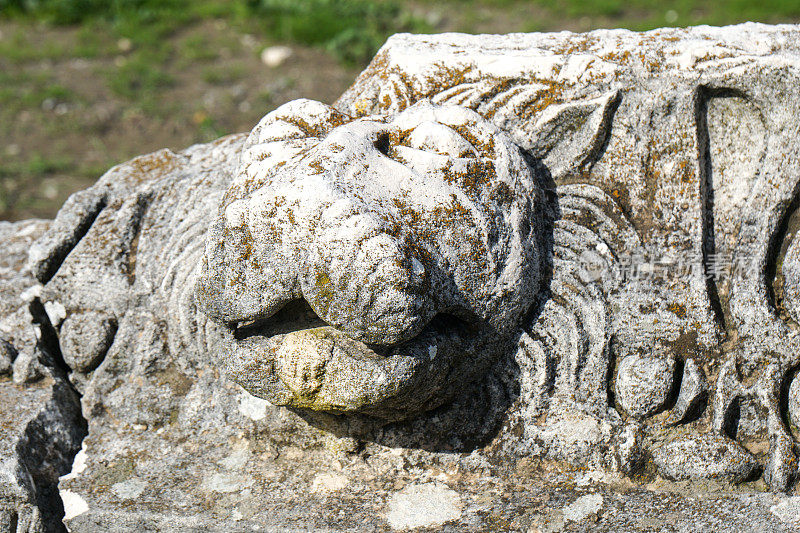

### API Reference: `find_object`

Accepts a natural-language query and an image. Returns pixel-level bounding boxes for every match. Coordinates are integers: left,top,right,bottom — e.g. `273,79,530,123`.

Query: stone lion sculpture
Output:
7,25,800,531
196,99,544,418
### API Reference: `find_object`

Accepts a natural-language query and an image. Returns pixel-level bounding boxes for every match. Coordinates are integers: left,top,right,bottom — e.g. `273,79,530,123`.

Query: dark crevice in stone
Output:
233,298,326,340
373,132,391,156
722,395,742,441
124,192,153,286
580,90,622,173
29,300,69,376
606,337,618,412
764,178,800,323
780,365,798,439
8,511,18,533
696,85,728,333
91,318,117,374
662,357,685,414
16,385,83,533
0,339,17,376
21,299,89,532
679,389,709,426
746,464,766,483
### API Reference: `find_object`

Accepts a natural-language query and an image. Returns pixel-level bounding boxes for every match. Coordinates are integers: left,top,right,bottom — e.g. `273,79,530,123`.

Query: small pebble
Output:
261,46,293,68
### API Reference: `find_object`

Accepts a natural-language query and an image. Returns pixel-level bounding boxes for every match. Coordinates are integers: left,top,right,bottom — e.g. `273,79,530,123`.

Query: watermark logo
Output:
575,249,759,284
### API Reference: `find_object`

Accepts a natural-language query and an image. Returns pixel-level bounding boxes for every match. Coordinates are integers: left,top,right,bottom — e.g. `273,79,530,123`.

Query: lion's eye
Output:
373,132,392,156
403,121,478,159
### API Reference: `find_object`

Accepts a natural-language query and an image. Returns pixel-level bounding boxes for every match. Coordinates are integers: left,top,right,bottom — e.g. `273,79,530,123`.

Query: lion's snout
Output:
196,184,437,346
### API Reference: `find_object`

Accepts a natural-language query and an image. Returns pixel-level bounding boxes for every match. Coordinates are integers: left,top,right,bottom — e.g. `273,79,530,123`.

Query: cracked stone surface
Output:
0,220,86,533
0,220,50,384
7,22,800,531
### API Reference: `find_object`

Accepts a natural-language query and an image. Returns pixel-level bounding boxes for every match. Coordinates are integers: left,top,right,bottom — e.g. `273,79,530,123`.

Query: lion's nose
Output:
197,192,437,345
300,209,435,345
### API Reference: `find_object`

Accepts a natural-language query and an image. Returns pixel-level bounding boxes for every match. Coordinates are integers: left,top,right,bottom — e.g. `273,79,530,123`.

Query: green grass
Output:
5,0,800,64
540,0,800,29
181,34,220,62
106,55,175,99
0,27,74,63
2,0,800,220
1,0,426,64
0,155,75,214
0,68,79,113
18,154,74,175
202,65,246,85
422,0,800,31
245,0,428,63
194,113,225,142
0,0,193,25
6,0,796,72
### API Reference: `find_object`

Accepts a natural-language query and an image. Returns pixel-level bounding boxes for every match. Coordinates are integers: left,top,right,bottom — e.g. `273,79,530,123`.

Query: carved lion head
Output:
195,99,544,420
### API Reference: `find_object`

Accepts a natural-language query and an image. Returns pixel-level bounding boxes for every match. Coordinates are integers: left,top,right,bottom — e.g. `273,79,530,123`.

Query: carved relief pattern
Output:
6,29,800,524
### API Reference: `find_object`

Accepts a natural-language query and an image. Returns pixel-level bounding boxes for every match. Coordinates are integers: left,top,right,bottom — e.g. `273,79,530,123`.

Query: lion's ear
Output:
524,90,620,180
234,99,351,200
245,99,349,150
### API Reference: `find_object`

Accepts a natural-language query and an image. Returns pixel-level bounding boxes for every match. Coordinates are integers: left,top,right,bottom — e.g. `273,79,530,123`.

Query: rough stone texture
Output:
651,434,759,483
0,221,86,532
0,220,50,383
615,355,675,419
790,371,800,432
6,22,800,531
59,313,115,374
195,100,543,418
386,482,463,530
561,493,604,523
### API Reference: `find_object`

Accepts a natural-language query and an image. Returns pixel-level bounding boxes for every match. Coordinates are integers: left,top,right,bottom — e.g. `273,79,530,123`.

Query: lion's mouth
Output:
221,298,491,419
233,299,328,340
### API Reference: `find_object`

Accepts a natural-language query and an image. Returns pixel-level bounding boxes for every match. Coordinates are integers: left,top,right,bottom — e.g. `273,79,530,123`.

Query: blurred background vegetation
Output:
1,0,800,220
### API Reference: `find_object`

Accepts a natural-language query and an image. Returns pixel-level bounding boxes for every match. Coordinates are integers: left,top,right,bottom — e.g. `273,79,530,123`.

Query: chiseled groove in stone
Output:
664,358,708,426
696,86,722,331
30,191,107,285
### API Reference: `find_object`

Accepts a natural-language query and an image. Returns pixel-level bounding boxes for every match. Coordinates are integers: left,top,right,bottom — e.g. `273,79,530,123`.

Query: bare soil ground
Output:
0,19,359,220
2,2,800,221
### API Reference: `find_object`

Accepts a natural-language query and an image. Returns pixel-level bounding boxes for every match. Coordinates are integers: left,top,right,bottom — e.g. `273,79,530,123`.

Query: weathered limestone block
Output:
0,220,50,383
332,23,800,492
0,221,86,532
6,22,800,531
